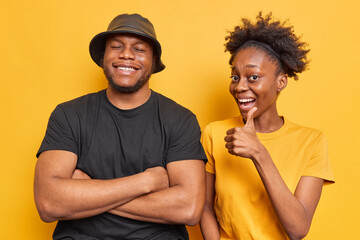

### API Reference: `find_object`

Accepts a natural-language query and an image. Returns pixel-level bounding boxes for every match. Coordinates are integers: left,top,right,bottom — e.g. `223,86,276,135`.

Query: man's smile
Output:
117,67,136,72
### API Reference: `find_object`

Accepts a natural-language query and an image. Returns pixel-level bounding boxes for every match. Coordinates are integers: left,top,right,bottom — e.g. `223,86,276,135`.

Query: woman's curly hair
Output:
225,12,310,80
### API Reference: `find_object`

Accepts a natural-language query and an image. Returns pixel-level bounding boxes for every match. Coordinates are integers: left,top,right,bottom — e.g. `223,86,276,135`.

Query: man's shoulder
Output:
153,91,195,117
49,90,105,123
57,90,105,112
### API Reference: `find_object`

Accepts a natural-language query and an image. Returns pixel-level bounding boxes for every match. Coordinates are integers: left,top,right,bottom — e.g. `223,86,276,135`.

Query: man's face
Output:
102,33,155,94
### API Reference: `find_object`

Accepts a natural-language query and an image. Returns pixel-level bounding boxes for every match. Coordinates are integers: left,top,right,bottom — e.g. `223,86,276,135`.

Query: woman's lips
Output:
238,98,255,110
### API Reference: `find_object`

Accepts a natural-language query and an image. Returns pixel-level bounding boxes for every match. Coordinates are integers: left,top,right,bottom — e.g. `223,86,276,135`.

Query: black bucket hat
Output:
89,14,165,73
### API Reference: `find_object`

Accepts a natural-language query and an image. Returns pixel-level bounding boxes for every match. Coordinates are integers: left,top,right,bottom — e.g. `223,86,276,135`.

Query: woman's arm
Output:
225,108,324,240
200,172,220,240
253,149,323,240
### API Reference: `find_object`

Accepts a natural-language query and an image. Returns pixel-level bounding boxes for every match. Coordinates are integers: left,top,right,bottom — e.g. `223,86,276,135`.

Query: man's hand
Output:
224,107,264,160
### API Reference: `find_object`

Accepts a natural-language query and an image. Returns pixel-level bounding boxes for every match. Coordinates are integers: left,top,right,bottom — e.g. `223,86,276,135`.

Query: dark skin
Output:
200,47,324,240
34,33,206,226
225,12,310,80
103,33,155,109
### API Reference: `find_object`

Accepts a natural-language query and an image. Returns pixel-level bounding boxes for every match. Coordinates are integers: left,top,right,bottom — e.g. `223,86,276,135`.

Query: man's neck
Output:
106,86,152,110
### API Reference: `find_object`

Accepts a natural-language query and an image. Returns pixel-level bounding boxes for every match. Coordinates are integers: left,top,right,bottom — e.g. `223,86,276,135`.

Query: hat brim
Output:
89,28,165,73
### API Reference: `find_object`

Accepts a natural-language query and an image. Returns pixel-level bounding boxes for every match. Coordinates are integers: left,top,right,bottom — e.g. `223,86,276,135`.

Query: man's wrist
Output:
140,170,155,194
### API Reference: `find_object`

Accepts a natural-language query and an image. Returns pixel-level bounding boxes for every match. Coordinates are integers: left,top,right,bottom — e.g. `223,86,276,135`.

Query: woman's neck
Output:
253,114,284,133
243,106,284,133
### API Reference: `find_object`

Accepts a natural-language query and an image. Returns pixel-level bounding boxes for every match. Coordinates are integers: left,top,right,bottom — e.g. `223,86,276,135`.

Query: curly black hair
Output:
225,12,310,80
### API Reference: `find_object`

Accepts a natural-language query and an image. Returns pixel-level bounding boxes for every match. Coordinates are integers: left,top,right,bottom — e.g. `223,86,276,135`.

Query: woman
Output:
200,12,334,240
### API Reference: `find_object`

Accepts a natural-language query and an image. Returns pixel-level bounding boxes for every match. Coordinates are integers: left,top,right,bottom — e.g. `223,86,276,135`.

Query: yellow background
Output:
1,0,359,239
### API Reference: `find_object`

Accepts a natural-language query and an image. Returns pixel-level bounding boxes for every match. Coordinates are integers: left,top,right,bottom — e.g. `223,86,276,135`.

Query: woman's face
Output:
229,47,287,121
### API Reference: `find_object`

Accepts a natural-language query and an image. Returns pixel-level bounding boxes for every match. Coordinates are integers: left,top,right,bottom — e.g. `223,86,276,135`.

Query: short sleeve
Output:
201,123,215,174
303,132,335,183
165,112,207,164
36,105,79,158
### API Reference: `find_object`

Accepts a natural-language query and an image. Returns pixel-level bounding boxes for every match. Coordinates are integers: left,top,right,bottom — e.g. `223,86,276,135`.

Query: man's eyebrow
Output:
110,38,121,42
110,38,148,45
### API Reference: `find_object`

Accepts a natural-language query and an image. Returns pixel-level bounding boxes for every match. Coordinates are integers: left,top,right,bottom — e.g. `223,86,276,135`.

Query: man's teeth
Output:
117,67,135,72
239,99,254,103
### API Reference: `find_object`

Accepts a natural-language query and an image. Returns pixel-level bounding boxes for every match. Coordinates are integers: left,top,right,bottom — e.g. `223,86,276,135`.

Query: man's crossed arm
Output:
34,150,205,225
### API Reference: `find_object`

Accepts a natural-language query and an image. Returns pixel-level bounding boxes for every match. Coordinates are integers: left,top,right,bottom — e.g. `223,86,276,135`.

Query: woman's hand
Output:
224,107,264,161
224,107,324,239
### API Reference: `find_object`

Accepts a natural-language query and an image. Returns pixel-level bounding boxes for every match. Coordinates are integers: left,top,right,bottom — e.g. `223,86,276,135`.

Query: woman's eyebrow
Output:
245,64,260,68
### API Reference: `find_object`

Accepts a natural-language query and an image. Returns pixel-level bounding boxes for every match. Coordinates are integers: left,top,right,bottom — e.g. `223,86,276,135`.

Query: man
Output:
34,13,206,240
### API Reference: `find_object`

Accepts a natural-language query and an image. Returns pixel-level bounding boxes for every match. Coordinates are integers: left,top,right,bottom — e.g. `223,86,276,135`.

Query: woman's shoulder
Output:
202,116,243,137
284,118,325,139
206,116,243,129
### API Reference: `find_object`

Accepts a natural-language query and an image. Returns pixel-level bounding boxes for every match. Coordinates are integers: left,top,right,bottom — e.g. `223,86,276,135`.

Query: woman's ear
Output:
277,74,288,94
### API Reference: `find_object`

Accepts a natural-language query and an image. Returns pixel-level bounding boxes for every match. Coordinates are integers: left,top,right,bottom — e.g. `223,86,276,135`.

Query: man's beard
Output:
103,67,152,94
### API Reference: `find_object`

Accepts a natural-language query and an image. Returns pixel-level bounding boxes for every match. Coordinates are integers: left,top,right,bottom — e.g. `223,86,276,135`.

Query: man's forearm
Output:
35,173,154,222
108,160,206,226
34,151,169,222
109,184,202,225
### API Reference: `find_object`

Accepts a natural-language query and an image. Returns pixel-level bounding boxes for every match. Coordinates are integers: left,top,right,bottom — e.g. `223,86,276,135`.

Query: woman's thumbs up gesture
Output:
224,107,265,161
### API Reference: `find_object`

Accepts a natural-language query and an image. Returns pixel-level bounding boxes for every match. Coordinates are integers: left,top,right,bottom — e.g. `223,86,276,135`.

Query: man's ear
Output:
100,54,104,68
277,74,288,94
152,55,157,73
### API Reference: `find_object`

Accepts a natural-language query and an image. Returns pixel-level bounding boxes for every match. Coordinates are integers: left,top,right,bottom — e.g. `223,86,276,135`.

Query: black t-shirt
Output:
37,90,207,240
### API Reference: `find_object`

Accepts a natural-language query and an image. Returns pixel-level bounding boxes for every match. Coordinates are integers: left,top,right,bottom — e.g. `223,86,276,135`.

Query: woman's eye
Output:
231,75,240,82
249,75,259,81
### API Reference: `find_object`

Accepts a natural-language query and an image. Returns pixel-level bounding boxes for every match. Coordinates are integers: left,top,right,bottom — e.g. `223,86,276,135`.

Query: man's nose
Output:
119,46,135,60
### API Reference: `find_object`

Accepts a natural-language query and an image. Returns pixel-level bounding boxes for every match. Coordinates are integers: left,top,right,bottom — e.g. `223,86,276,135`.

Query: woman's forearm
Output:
200,207,220,240
200,172,220,240
252,148,323,240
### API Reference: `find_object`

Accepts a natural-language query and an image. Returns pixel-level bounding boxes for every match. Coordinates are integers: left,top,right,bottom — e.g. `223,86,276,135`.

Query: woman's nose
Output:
235,78,249,92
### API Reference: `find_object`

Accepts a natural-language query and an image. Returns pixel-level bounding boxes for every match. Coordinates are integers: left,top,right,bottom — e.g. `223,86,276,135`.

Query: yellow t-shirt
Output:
201,116,334,240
